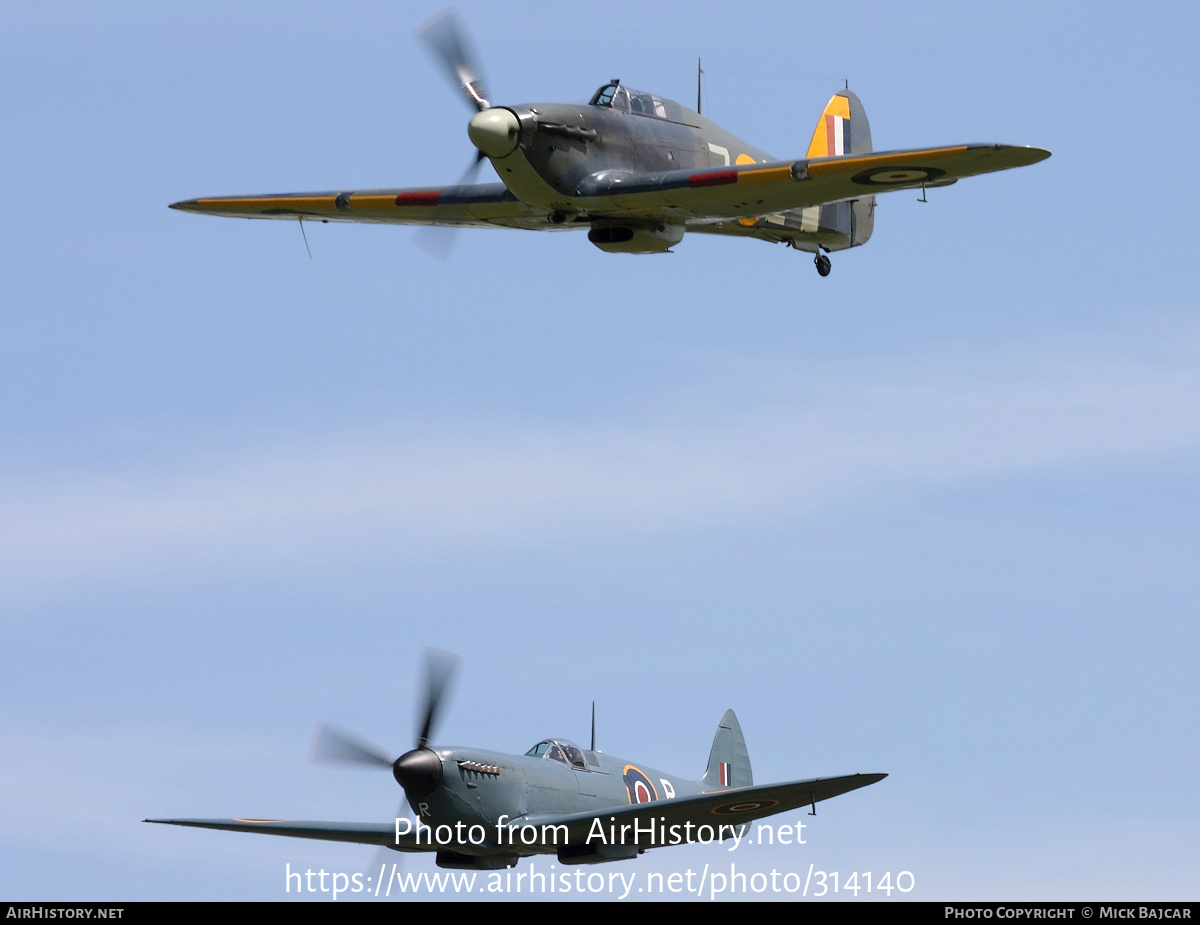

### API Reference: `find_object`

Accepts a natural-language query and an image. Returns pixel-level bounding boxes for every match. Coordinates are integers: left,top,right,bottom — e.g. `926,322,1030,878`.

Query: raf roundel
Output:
623,765,660,805
851,165,948,186
711,799,781,816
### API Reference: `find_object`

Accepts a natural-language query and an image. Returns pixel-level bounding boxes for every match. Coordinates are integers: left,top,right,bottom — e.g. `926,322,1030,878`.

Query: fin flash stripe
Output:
807,93,852,158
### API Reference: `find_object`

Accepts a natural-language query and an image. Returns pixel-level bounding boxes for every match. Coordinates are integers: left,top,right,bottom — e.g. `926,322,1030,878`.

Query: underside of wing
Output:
170,182,555,230
144,817,425,852
521,772,887,854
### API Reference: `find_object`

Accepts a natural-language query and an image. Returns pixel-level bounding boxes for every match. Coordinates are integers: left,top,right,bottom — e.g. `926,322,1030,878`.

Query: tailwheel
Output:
814,253,831,277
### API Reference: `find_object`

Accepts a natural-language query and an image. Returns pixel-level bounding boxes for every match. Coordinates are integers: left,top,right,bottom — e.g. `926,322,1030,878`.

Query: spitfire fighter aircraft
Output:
170,10,1049,275
148,652,885,870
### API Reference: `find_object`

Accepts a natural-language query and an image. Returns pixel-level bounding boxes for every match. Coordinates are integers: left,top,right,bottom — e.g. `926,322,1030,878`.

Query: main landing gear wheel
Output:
814,253,831,277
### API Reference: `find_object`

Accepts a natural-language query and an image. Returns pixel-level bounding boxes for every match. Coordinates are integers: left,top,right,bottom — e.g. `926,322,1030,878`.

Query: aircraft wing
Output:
145,772,884,855
143,817,425,851
522,772,887,850
573,143,1050,222
170,182,553,230
172,145,1046,233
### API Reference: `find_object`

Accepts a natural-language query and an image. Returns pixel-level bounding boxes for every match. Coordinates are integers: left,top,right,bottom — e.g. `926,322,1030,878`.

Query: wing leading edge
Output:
143,817,421,851
170,182,553,231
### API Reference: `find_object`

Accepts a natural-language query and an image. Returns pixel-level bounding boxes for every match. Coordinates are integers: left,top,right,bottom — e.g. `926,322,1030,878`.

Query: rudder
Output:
796,90,875,251
701,709,753,789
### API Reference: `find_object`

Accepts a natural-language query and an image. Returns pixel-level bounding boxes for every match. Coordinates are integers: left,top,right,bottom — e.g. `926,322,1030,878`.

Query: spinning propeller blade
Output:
418,9,490,112
414,10,501,259
414,152,488,260
416,648,459,749
310,724,393,768
311,649,458,802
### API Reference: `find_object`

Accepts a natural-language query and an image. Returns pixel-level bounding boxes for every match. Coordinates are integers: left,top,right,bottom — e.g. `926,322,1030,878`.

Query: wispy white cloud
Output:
3,327,1198,604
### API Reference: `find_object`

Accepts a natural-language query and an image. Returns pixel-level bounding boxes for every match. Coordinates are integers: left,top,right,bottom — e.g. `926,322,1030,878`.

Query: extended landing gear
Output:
814,252,831,277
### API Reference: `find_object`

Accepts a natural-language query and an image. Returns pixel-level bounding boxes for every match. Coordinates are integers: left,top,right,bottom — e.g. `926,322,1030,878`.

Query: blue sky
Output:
2,0,1198,901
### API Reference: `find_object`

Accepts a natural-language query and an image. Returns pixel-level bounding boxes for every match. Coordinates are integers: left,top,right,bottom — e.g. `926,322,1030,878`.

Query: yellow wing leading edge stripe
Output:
806,145,968,176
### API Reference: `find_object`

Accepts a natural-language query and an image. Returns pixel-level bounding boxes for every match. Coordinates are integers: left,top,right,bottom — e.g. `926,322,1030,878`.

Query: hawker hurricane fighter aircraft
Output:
147,652,885,870
170,10,1049,275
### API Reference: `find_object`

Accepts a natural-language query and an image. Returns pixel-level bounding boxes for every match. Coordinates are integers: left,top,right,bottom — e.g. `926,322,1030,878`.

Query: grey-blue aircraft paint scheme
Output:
169,10,1049,275
147,653,885,869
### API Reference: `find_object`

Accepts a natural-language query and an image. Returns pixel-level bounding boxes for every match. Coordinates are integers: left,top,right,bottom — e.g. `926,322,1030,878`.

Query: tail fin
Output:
700,709,754,789
806,89,873,157
795,89,875,251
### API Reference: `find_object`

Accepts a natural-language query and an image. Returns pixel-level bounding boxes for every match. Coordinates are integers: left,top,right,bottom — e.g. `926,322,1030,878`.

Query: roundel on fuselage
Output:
623,766,659,805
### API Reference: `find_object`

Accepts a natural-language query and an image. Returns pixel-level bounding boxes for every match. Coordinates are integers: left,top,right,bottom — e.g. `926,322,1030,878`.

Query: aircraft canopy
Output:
590,82,670,119
526,739,601,769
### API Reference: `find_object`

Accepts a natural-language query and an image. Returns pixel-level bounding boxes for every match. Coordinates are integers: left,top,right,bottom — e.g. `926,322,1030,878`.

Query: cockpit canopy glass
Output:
525,739,599,769
589,83,668,119
590,83,619,108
